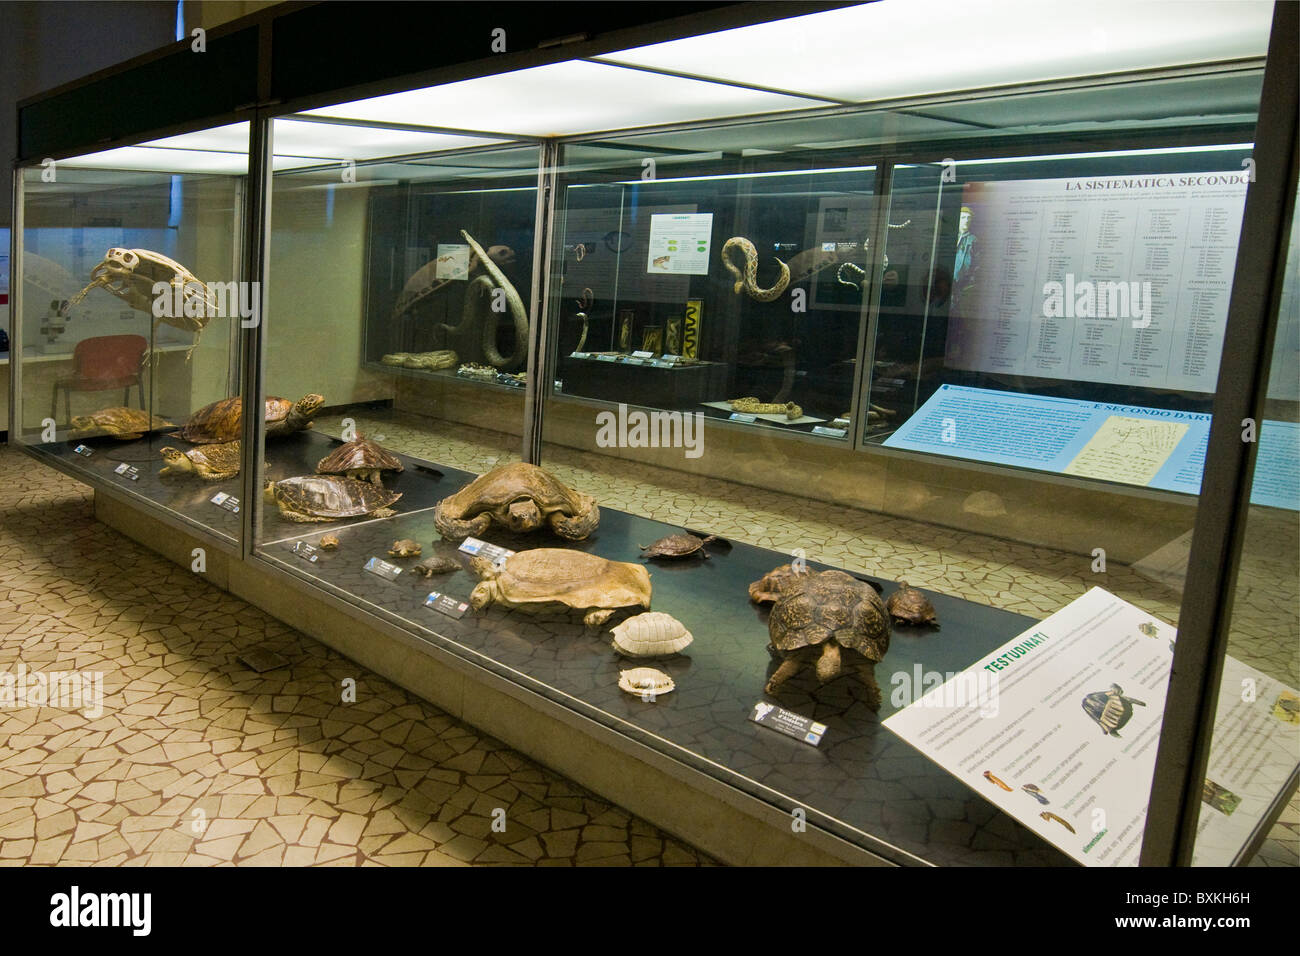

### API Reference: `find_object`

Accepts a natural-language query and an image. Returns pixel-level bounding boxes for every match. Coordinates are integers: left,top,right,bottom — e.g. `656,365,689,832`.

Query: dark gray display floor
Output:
31,430,1073,866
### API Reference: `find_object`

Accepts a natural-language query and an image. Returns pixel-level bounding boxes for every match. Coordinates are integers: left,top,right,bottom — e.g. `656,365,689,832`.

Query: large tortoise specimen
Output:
159,441,241,480
316,436,404,486
469,549,650,626
434,462,599,541
765,569,891,709
177,393,324,444
71,407,174,440
264,475,400,523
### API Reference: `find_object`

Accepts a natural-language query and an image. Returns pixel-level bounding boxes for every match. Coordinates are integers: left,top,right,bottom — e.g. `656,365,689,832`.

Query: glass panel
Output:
254,120,539,603
1194,182,1300,866
14,130,249,546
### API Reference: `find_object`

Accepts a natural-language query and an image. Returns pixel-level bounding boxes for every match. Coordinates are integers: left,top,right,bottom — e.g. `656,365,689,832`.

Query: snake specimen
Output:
727,397,803,420
721,237,791,302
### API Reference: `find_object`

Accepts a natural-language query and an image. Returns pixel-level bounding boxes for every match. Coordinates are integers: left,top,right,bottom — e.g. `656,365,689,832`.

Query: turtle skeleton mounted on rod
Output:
70,248,220,361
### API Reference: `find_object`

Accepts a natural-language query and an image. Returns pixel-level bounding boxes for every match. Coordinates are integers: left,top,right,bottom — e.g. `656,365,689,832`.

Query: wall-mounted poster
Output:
646,212,713,275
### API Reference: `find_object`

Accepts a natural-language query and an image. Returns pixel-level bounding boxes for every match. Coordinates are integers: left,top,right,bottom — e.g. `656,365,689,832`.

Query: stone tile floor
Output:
0,444,715,866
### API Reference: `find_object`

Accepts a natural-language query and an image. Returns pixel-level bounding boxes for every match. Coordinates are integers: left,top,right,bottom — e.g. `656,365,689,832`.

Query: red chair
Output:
52,334,149,423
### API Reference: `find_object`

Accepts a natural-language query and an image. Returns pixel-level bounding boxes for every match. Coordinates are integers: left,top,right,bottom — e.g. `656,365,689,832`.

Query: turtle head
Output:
295,394,325,421
158,447,191,471
469,580,498,611
262,479,278,502
506,498,542,532
70,416,93,432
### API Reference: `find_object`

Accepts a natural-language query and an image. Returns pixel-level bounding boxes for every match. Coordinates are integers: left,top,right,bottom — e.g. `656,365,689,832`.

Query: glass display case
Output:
11,126,250,545
9,0,1295,866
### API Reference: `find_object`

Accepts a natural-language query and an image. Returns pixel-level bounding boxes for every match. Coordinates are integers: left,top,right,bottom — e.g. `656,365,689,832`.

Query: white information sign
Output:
885,587,1299,866
647,213,713,275
945,172,1249,392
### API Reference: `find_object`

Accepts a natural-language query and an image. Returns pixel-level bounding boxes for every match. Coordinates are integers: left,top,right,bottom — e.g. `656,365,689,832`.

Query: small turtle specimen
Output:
387,539,422,558
469,549,651,627
748,563,812,604
71,407,174,440
1081,683,1146,737
319,534,340,550
264,475,401,523
611,612,693,657
765,569,891,709
176,393,324,444
158,441,241,481
413,555,460,577
618,667,675,697
640,532,716,560
434,462,599,541
316,436,404,486
886,581,940,628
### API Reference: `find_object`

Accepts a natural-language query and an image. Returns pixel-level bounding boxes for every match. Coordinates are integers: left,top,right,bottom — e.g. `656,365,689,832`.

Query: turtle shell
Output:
768,570,889,659
73,407,174,438
618,667,675,696
177,395,307,443
441,463,591,516
885,581,940,627
477,549,650,611
641,533,713,559
273,476,401,517
611,612,693,656
317,437,404,477
190,440,241,472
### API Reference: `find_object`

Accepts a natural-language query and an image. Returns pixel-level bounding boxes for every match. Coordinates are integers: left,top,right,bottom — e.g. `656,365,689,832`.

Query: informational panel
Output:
945,172,1249,392
646,212,713,275
884,384,1299,510
885,587,1300,866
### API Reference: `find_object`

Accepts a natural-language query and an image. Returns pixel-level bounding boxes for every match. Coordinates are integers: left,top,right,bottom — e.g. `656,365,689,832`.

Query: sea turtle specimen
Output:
886,581,940,628
748,563,813,604
610,612,693,657
264,475,401,523
317,437,404,486
469,549,651,627
434,462,599,541
71,407,174,440
176,393,325,444
765,569,891,709
640,532,716,561
1081,684,1146,737
158,441,241,481
387,539,422,558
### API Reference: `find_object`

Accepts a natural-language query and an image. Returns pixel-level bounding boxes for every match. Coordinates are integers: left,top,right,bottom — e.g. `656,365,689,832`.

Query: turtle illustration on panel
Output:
1081,683,1146,737
158,441,241,481
71,407,174,440
433,462,599,541
316,436,404,486
640,532,717,561
469,548,650,627
765,569,891,709
176,393,324,444
886,581,940,628
264,475,401,523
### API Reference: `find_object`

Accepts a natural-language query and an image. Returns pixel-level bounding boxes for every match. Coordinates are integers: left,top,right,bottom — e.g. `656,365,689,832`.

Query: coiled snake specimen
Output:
437,230,531,371
721,237,790,302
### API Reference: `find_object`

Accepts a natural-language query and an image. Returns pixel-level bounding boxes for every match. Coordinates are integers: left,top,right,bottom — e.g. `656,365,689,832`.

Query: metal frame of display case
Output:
8,1,1298,866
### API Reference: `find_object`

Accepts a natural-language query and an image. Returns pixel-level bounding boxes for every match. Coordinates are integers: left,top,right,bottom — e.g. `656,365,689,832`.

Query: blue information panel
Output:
883,385,1298,511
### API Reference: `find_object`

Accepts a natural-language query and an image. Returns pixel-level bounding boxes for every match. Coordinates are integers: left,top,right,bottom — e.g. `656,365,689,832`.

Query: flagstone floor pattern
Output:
0,445,715,867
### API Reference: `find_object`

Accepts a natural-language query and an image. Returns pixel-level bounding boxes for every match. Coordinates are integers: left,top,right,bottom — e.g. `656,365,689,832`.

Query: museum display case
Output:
10,124,251,545
9,0,1296,866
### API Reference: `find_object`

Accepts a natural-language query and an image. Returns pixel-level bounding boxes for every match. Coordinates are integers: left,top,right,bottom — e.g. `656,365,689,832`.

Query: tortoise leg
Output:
765,651,809,695
435,507,492,541
551,503,600,541
850,657,883,712
368,470,384,487
815,642,843,684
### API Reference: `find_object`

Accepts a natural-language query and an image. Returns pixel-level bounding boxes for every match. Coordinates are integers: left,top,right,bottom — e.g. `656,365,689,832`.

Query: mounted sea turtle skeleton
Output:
70,248,218,361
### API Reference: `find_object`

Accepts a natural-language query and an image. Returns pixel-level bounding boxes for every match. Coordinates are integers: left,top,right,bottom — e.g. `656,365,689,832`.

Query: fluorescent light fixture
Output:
272,118,505,160
596,1,1273,104
60,145,252,175
608,164,875,186
898,143,1255,170
303,60,822,136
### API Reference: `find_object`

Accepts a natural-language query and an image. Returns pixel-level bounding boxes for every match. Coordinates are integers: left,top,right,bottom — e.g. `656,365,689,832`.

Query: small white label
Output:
458,537,515,566
569,352,591,360
291,541,320,563
811,426,848,439
363,556,403,580
210,491,241,513
660,354,681,364
596,354,619,363
632,350,653,359
424,592,470,619
114,462,140,481
729,412,758,424
623,357,645,366
73,444,93,457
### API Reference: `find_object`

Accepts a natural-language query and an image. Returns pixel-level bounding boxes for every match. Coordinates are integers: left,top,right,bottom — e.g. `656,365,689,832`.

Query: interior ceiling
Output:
51,0,1271,177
